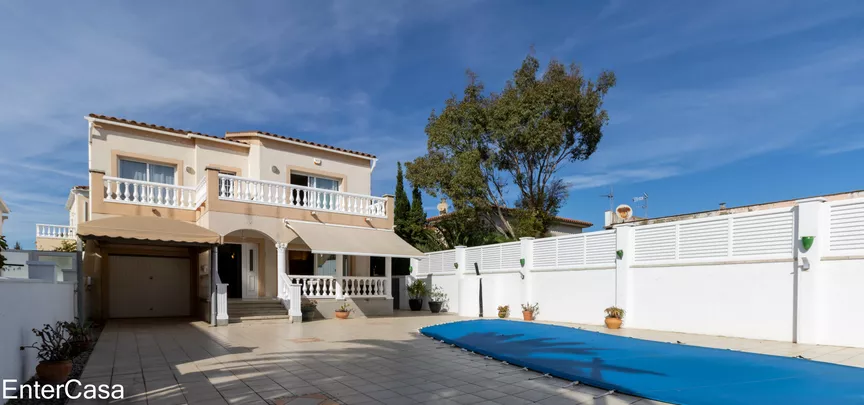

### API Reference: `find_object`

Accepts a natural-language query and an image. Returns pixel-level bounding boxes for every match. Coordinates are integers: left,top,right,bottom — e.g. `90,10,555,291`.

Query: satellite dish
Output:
616,204,633,220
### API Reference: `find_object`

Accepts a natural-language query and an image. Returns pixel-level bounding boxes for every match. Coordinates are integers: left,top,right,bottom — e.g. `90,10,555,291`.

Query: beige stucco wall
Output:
255,137,373,195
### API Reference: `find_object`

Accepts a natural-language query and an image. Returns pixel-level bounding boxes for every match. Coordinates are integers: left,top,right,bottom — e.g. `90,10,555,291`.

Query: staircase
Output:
227,300,291,322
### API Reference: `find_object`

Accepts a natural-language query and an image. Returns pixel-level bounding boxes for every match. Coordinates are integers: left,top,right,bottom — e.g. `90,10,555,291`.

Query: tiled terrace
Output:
72,313,864,405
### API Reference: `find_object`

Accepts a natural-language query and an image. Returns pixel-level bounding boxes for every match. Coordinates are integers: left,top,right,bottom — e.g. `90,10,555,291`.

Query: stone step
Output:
228,309,289,317
229,314,293,322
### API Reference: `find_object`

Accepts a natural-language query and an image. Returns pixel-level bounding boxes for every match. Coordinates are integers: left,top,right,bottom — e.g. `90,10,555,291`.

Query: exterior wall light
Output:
801,236,815,251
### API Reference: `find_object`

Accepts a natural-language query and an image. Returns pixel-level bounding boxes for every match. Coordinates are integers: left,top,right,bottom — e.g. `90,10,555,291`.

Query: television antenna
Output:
600,186,615,212
632,193,649,218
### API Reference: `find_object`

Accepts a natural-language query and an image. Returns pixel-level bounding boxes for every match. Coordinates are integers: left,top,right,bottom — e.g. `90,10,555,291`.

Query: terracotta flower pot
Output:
334,311,350,319
36,360,73,384
522,311,534,321
605,317,622,329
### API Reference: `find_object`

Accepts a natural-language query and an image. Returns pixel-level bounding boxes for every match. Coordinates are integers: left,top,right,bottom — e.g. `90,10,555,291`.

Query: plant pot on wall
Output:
409,298,424,311
428,301,443,313
36,360,73,384
604,317,622,329
522,311,534,321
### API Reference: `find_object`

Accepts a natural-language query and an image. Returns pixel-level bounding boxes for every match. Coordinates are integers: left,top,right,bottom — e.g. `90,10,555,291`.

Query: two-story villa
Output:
37,114,422,325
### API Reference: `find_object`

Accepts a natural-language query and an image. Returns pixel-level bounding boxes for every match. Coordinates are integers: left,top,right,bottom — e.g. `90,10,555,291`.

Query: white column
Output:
385,256,393,299
288,284,302,323
519,238,534,306
276,243,287,299
615,226,635,323
335,254,344,299
454,246,467,316
795,197,827,345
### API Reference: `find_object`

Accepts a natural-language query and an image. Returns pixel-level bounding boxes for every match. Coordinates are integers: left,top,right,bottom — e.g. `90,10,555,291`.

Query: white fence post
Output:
288,284,302,323
794,197,827,344
454,246,466,316
520,237,534,305
615,226,634,323
215,284,229,326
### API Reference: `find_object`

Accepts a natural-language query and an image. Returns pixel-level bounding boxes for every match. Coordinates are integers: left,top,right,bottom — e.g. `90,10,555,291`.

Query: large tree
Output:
408,54,615,238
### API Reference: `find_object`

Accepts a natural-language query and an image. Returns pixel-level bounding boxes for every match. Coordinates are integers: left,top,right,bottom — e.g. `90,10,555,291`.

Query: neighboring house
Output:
36,114,421,324
604,189,864,229
426,206,593,237
0,194,9,236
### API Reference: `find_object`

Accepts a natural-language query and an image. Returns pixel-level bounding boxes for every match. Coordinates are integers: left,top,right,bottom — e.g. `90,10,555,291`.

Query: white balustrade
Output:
103,176,199,210
289,275,340,298
218,174,388,218
36,224,77,239
194,176,208,209
288,275,388,298
341,276,388,297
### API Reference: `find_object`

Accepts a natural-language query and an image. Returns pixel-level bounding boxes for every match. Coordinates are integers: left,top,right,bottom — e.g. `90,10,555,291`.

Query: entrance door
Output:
242,243,259,299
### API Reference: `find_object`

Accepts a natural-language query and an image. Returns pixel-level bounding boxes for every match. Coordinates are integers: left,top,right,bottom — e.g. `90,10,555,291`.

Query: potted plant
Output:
407,279,428,311
497,305,510,318
63,319,94,357
428,286,448,314
521,302,539,321
300,298,318,322
28,322,74,384
604,306,625,329
334,303,353,319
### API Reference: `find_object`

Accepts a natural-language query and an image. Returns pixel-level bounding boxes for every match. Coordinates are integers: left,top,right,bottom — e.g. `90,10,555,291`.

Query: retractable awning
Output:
285,221,424,258
77,216,221,245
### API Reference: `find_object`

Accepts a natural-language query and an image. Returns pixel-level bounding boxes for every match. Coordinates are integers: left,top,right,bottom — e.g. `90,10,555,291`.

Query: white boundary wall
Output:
414,197,864,348
0,278,75,385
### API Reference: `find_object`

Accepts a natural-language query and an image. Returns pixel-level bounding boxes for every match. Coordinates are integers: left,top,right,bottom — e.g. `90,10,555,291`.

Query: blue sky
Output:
1,1,863,248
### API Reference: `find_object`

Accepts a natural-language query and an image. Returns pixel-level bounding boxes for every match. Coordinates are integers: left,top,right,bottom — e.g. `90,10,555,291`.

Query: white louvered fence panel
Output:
438,250,456,273
634,224,677,262
481,245,502,272
417,257,430,275
501,242,522,270
585,231,617,265
532,238,558,268
465,247,481,272
428,252,443,274
732,211,794,257
678,218,729,260
829,200,864,252
557,235,585,267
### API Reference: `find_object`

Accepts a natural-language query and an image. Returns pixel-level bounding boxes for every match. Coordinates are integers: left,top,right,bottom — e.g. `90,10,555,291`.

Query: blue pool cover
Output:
420,320,864,405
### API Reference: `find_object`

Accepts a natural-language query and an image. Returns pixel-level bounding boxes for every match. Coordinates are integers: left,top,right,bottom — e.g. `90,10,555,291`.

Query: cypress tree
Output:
394,162,411,238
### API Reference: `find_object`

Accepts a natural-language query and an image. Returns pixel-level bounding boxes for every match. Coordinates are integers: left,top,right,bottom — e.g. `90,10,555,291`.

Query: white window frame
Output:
291,172,341,191
118,158,177,185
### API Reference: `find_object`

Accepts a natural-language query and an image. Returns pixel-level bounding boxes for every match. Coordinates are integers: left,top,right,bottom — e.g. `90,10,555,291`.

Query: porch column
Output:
385,256,393,299
335,254,344,299
276,243,287,299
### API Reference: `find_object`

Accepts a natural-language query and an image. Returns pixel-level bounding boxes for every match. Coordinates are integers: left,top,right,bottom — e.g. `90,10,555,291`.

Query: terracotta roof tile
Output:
227,130,376,159
88,114,248,145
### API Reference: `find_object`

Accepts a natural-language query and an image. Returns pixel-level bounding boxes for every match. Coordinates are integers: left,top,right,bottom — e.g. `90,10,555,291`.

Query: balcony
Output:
217,174,387,218
92,171,389,221
36,224,76,240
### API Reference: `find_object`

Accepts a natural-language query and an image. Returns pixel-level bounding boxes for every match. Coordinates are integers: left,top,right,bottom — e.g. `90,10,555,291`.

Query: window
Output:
315,254,337,276
290,173,341,207
118,159,176,184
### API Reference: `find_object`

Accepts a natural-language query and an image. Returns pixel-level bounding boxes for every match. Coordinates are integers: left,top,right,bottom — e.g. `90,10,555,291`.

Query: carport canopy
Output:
285,220,424,258
77,216,221,245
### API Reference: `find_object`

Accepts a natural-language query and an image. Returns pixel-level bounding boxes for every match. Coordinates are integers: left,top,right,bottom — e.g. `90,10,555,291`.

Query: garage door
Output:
109,255,191,318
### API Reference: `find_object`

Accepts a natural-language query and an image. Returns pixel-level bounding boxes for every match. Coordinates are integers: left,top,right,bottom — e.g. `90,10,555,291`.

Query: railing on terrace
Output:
36,224,77,239
287,275,388,298
218,174,388,218
103,176,199,210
